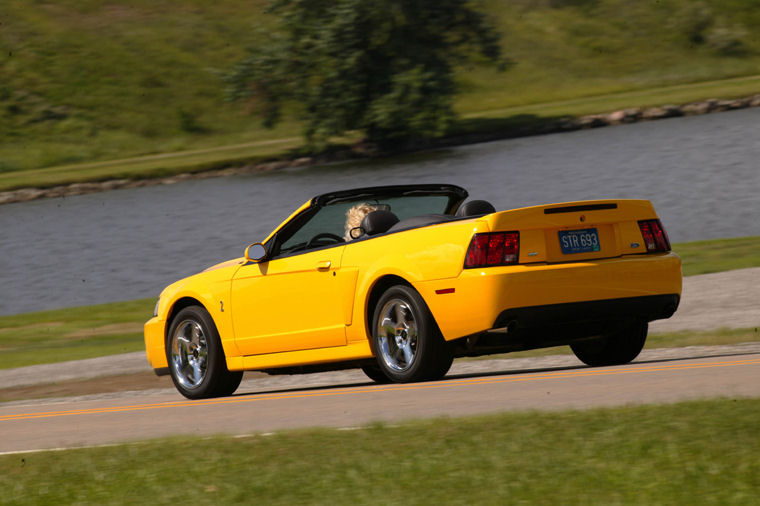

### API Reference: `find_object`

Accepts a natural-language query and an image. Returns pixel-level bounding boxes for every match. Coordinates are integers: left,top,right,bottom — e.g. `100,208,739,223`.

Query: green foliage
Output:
225,0,505,147
679,2,751,55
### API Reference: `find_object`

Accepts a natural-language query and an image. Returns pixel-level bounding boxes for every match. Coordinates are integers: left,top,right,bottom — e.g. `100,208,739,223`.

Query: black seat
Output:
455,199,496,217
361,210,400,236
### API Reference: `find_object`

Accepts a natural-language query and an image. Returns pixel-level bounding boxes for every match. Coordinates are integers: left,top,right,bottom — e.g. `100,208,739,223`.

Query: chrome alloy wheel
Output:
376,298,418,372
170,319,209,389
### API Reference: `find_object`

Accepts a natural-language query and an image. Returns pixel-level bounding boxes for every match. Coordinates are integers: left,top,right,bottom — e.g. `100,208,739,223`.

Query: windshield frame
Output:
265,184,469,260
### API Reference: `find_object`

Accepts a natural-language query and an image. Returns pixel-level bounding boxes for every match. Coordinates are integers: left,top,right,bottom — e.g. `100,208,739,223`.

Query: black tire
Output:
570,319,648,367
361,364,392,384
371,285,452,383
166,306,243,399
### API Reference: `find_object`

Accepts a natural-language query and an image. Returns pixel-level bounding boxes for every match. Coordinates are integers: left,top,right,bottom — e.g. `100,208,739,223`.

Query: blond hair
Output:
344,203,377,241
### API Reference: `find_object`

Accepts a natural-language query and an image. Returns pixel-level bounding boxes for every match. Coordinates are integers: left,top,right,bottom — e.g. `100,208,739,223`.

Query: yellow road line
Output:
2,358,758,422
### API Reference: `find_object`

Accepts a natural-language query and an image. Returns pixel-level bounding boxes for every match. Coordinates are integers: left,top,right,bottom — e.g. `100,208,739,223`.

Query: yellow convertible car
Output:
144,184,681,399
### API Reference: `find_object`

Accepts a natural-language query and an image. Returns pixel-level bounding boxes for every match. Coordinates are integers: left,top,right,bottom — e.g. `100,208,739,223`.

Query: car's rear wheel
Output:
371,285,453,383
167,306,243,399
570,319,648,367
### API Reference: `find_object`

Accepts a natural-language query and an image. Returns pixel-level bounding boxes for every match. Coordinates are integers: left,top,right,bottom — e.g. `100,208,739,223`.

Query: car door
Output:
230,246,347,356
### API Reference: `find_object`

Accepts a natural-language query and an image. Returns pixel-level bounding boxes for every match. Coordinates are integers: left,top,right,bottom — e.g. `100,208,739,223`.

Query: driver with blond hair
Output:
344,202,377,241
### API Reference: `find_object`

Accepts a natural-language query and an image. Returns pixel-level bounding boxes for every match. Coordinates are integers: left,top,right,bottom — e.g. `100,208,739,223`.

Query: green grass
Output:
676,236,760,276
1,235,759,369
0,136,306,191
2,398,758,504
648,326,760,348
0,299,153,369
1,0,760,189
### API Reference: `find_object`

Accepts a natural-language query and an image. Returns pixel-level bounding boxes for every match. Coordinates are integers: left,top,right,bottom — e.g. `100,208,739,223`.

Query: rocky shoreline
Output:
2,93,759,206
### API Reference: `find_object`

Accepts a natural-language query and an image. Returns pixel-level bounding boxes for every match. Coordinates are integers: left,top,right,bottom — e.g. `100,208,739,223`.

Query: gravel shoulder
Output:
649,267,760,333
1,267,758,400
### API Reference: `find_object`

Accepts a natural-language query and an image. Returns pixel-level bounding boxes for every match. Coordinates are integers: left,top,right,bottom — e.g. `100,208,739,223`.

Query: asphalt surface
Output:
1,347,758,453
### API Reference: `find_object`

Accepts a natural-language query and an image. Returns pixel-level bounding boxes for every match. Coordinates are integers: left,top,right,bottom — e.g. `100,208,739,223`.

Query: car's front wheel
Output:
166,305,243,399
371,285,452,383
360,364,391,384
570,319,648,367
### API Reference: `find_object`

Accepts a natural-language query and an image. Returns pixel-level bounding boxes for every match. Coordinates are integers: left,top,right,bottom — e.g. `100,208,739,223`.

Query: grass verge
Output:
1,236,758,370
1,398,758,504
676,235,760,276
0,299,153,369
0,137,306,192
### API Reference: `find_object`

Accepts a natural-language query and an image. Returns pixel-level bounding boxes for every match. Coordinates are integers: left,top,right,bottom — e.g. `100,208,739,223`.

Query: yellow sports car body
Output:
144,184,681,399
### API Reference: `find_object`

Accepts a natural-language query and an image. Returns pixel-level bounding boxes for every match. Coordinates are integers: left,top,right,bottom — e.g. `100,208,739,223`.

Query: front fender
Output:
149,264,242,366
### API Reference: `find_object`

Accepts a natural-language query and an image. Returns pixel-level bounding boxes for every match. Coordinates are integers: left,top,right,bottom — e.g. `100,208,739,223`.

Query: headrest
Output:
455,199,496,217
361,210,400,236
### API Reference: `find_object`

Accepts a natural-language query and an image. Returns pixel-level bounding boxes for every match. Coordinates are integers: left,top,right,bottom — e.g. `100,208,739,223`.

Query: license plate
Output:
559,228,600,254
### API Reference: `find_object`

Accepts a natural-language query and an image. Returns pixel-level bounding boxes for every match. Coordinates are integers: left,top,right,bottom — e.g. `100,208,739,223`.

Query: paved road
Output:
2,346,758,454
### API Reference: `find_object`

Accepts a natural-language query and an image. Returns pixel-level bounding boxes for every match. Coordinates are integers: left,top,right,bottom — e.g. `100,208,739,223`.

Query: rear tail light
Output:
465,232,519,268
638,219,671,252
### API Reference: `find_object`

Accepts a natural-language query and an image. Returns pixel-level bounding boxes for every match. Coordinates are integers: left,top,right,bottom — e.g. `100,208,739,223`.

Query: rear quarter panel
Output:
341,218,487,342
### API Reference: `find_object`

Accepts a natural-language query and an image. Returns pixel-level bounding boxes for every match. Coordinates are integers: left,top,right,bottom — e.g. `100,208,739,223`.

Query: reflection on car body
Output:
144,184,681,399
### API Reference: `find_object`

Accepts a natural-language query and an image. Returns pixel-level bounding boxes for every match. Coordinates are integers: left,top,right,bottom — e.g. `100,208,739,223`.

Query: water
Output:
1,107,759,315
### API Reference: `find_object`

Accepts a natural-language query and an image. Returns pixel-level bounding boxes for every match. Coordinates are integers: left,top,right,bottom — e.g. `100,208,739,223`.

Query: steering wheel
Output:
306,232,344,248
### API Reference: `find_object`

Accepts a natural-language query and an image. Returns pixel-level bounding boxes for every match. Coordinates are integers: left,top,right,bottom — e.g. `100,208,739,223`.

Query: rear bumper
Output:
493,293,679,330
416,252,682,341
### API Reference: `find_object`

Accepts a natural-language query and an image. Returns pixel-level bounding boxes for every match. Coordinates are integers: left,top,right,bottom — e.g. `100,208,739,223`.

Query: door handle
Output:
316,260,331,271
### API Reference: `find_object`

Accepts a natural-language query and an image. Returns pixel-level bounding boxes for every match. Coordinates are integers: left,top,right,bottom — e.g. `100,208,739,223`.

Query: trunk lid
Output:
483,199,661,264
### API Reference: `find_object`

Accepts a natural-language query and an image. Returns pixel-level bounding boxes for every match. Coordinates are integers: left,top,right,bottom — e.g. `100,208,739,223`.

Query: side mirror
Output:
244,242,268,263
349,226,364,240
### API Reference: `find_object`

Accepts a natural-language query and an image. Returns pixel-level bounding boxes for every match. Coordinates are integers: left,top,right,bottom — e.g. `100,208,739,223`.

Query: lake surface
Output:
1,107,759,315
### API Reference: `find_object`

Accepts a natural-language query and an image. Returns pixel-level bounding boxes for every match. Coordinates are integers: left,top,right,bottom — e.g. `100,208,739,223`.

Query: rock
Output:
728,98,750,109
681,101,711,115
575,115,608,128
621,108,642,122
291,157,313,167
713,100,734,112
641,107,672,120
662,105,683,117
13,188,45,202
641,107,663,120
100,179,129,190
607,110,627,124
